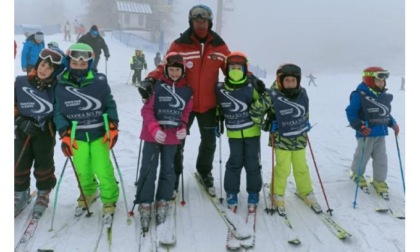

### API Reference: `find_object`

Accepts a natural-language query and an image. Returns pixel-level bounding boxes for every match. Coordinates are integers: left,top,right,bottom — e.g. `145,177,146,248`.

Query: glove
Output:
153,129,166,144
105,54,110,61
392,124,400,135
15,116,41,137
359,124,371,137
270,120,278,133
388,118,400,136
250,75,267,94
102,122,119,149
60,129,78,157
138,78,155,99
254,79,266,94
176,128,187,140
130,65,134,70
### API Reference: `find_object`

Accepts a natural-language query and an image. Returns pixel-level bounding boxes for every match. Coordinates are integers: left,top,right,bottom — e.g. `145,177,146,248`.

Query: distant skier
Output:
64,20,71,41
130,49,148,85
21,31,45,72
78,25,110,71
154,52,162,68
400,77,405,91
306,73,317,87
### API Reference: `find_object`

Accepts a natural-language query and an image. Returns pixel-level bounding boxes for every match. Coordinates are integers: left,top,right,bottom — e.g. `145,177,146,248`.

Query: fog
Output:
14,0,404,73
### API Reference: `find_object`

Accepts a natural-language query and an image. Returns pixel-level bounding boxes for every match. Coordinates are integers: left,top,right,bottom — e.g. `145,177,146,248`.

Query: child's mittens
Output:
359,124,371,137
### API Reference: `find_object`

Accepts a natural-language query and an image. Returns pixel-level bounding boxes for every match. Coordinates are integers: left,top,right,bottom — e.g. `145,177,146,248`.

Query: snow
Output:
12,31,407,251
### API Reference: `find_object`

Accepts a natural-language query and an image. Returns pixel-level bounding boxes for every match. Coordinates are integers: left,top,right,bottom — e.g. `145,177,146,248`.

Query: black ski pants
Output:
224,136,262,194
174,108,217,180
14,127,57,192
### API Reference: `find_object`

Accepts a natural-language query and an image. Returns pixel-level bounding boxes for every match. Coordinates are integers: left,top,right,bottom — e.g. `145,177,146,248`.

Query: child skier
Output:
14,48,65,218
130,49,148,85
251,63,320,213
53,43,120,221
345,66,399,198
134,52,193,231
215,51,263,212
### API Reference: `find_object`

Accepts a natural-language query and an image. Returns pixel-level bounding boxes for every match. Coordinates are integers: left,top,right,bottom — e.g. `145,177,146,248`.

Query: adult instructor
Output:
140,4,230,196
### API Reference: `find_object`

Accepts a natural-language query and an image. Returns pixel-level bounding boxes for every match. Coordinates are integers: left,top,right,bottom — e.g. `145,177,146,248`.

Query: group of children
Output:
14,43,400,230
132,49,400,229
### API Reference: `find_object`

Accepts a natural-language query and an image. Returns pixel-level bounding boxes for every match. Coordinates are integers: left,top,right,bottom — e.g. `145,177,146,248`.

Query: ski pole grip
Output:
70,121,78,145
103,113,110,138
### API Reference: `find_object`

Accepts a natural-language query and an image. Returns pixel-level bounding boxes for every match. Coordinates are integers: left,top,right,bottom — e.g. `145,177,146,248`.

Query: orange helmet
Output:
226,51,248,74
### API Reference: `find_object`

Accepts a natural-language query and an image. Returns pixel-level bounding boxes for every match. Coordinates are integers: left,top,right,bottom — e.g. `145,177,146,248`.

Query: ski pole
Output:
68,121,93,217
353,137,366,209
394,133,405,194
259,149,269,214
105,58,108,75
15,135,31,174
135,139,143,186
130,144,157,215
269,132,275,215
49,158,69,231
126,70,133,85
306,135,333,215
103,113,131,224
218,133,224,204
180,172,186,206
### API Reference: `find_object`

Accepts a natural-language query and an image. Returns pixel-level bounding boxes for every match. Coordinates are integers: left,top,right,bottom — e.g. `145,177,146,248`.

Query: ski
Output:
263,183,301,245
194,172,251,240
365,175,405,219
226,207,241,251
92,213,114,252
104,213,114,248
15,190,37,218
157,199,177,246
138,203,156,252
15,214,41,252
295,194,352,240
348,170,389,212
239,209,256,249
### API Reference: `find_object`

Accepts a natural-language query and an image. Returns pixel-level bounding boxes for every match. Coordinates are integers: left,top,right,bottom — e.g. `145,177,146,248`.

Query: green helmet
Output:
66,43,95,69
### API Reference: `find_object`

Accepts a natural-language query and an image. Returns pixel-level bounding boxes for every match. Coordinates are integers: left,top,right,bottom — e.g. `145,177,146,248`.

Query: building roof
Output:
116,1,152,14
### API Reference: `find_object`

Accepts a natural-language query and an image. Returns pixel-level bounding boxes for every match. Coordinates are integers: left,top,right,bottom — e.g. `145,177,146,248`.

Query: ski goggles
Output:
189,6,212,20
277,64,301,77
165,54,184,66
362,71,389,80
68,50,94,61
39,48,63,65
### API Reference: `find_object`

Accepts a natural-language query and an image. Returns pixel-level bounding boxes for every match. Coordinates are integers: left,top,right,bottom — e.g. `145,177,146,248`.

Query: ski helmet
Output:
188,4,213,30
163,52,186,79
362,66,389,88
226,51,248,83
276,64,301,90
65,43,95,70
35,48,65,78
135,49,143,54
